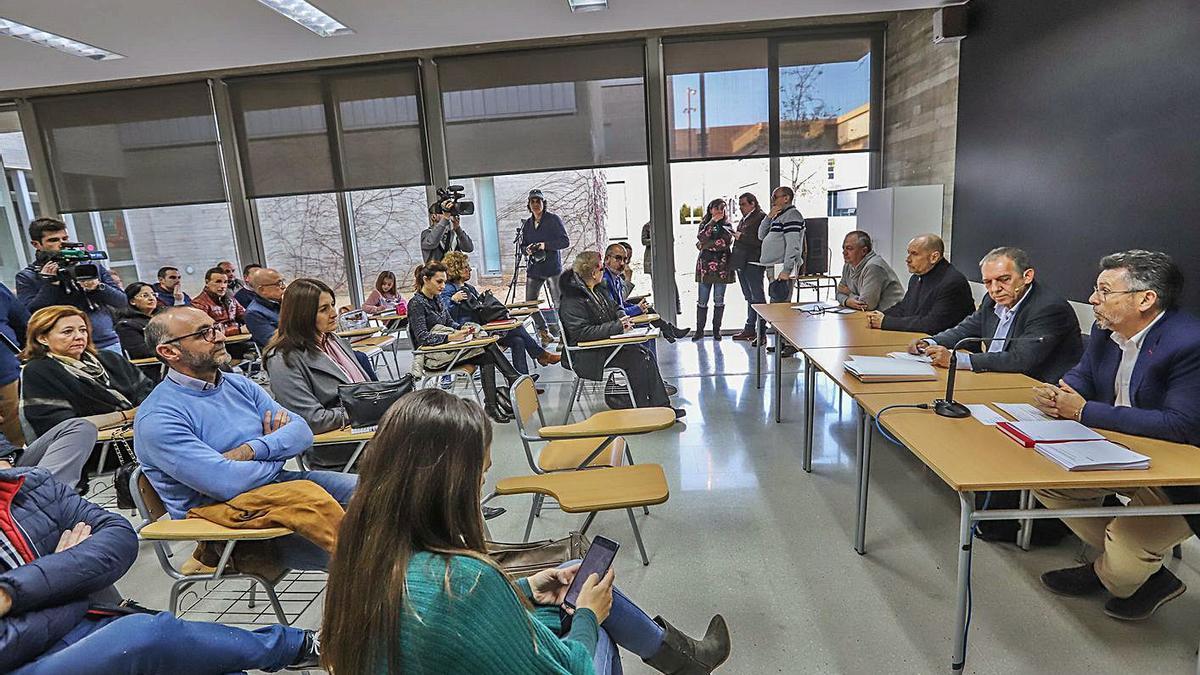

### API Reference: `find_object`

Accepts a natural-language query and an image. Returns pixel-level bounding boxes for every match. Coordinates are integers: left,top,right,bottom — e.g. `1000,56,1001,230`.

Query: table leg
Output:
1018,490,1034,551
773,330,783,423
854,411,873,555
951,491,975,672
802,357,815,472
756,321,764,390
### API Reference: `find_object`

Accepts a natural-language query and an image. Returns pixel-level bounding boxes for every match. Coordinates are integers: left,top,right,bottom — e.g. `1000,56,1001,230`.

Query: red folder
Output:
996,422,1036,447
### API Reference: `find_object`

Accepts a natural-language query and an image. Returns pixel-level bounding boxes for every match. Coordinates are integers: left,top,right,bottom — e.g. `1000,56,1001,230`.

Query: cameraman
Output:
15,218,126,353
520,189,570,344
421,200,474,263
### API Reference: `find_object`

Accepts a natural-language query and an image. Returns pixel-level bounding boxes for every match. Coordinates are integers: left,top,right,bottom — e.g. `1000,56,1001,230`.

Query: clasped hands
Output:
222,410,290,461
1032,380,1086,420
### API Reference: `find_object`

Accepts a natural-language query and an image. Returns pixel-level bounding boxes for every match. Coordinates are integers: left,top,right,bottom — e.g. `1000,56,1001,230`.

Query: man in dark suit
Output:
1031,250,1200,621
908,246,1083,383
867,234,974,334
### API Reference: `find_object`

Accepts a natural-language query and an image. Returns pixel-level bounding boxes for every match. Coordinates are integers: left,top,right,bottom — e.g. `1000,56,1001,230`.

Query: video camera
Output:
434,185,475,217
34,243,109,282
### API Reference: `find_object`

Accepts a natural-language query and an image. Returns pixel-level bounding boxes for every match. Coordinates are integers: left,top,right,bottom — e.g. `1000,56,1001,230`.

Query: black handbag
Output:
464,289,510,325
337,375,415,428
110,425,138,511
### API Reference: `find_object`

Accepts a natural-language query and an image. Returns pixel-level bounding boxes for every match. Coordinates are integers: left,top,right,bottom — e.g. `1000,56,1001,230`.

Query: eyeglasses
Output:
1092,286,1145,301
610,255,628,262
263,280,286,289
164,322,227,344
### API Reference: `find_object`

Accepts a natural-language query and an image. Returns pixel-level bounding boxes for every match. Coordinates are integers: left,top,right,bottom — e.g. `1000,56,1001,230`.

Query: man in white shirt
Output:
1030,250,1200,621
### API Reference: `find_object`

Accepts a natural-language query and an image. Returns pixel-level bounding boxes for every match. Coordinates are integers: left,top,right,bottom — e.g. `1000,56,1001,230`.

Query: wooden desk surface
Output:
336,326,379,339
630,313,659,325
857,388,1200,492
373,312,406,322
130,357,158,366
353,334,396,348
416,335,499,352
506,300,540,309
577,329,659,348
805,345,1037,397
313,427,375,444
753,303,923,349
509,307,538,318
482,320,520,332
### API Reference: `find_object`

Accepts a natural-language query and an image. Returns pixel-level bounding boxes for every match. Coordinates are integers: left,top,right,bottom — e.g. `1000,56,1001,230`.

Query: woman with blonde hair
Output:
21,305,153,437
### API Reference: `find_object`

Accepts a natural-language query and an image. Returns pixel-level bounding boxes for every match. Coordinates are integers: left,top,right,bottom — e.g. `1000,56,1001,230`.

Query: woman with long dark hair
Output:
322,389,730,674
407,262,522,423
693,198,735,341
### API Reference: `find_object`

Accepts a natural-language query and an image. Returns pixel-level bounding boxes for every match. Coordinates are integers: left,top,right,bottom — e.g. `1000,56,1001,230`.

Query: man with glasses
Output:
907,246,1082,382
152,266,192,310
244,267,286,348
602,243,690,343
1031,250,1200,621
135,307,357,572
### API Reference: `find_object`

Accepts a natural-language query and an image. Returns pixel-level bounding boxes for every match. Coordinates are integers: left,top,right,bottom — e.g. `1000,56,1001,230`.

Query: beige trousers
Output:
0,379,24,447
1034,486,1194,597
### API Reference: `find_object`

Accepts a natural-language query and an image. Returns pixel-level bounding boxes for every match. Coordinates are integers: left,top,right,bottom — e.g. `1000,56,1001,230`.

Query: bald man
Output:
866,234,974,334
244,267,286,348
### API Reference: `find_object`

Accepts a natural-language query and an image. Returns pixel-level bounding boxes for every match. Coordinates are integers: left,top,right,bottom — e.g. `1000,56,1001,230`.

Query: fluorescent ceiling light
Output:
568,0,608,12
0,17,123,61
255,0,355,37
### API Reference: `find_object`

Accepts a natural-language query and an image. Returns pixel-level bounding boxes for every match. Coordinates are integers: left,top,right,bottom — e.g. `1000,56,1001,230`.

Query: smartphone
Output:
563,536,620,612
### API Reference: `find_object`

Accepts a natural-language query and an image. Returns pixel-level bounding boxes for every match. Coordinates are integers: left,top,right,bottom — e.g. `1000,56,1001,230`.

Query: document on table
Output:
888,351,932,364
793,301,840,311
844,355,937,382
1034,440,1150,471
994,402,1054,421
965,404,1006,425
621,327,652,338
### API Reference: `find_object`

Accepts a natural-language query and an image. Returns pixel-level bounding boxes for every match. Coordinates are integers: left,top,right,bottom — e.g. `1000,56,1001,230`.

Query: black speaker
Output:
934,5,968,43
803,217,829,275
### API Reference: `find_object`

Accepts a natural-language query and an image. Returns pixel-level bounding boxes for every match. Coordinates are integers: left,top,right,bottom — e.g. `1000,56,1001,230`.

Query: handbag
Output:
337,375,415,428
604,373,634,410
487,532,591,579
110,425,138,511
465,290,510,325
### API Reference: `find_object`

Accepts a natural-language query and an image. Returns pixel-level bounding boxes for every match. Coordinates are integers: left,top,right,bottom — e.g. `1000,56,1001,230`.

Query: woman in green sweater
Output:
322,389,730,674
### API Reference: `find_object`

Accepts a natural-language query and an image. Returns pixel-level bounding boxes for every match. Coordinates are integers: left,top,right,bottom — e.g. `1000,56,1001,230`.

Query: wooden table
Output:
336,326,379,340
801,344,1037,475
482,319,520,333
509,307,539,319
373,312,406,323
855,387,1200,671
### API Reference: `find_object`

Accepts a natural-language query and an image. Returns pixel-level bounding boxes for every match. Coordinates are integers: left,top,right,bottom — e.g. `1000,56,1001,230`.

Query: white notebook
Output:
1034,440,1150,471
844,355,937,382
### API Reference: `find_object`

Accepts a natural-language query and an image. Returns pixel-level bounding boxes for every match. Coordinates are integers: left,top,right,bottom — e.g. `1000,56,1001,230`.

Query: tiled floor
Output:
108,338,1200,674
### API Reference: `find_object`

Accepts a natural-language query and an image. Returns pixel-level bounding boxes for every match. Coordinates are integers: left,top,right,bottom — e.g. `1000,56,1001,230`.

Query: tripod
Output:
504,226,527,306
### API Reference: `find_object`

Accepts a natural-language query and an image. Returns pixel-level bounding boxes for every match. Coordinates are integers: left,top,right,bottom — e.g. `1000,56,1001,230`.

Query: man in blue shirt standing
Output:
135,306,356,572
520,189,571,345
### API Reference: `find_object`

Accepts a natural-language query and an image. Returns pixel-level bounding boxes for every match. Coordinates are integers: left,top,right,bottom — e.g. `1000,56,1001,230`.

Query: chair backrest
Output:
545,292,578,370
130,465,168,524
511,375,544,432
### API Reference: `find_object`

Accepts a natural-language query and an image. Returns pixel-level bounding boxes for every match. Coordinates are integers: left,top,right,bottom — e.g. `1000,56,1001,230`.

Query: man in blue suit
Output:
1032,250,1200,621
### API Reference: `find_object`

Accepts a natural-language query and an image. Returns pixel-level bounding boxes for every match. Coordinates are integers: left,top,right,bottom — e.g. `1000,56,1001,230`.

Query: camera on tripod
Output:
434,185,475,217
34,243,109,282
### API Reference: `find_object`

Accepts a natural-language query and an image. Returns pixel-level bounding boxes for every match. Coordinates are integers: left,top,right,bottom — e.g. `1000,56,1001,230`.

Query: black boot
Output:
480,365,511,423
643,615,731,674
657,320,691,343
711,306,724,341
692,306,707,342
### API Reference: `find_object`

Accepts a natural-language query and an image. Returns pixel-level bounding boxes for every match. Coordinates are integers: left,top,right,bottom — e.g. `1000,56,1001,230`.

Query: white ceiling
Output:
0,0,943,95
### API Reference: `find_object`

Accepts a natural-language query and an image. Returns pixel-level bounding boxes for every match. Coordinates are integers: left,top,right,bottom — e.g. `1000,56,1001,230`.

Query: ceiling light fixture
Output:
255,0,355,37
0,17,124,60
567,0,608,13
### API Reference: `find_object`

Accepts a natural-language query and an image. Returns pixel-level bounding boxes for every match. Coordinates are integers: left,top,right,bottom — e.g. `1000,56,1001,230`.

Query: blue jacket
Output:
15,264,126,349
520,212,570,279
0,468,138,671
440,281,477,327
151,282,192,310
601,268,642,317
0,283,29,386
245,295,281,348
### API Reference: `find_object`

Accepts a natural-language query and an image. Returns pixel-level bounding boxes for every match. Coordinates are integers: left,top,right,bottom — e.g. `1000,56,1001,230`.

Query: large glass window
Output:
778,38,872,155
349,186,431,302
439,43,648,178
0,109,34,282
255,194,352,308
665,39,769,161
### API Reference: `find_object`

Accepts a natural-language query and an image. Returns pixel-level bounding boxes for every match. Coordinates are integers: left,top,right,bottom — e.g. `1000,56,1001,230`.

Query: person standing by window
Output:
730,193,767,341
521,189,570,346
693,199,735,342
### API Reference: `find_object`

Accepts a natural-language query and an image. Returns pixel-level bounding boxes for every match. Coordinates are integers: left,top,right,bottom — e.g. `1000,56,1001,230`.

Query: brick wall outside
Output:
884,10,960,246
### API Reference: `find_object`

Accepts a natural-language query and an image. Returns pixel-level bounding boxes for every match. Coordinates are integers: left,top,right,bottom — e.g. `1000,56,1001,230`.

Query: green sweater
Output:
395,551,600,674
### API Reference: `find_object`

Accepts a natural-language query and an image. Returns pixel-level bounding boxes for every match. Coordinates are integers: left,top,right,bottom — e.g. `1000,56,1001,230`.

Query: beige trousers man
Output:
1034,486,1194,597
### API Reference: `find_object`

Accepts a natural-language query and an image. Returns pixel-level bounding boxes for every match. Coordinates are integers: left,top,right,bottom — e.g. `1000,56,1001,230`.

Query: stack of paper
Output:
844,355,937,382
793,301,839,312
994,402,1053,421
1034,440,1150,471
887,351,932,363
996,420,1105,447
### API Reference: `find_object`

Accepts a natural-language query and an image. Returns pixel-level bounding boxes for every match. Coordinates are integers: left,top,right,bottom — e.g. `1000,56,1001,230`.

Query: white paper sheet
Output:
994,402,1054,421
965,404,1005,425
888,351,932,364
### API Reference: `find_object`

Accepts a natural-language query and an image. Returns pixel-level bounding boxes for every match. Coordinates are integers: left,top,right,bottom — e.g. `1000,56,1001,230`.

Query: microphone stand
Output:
932,335,1046,418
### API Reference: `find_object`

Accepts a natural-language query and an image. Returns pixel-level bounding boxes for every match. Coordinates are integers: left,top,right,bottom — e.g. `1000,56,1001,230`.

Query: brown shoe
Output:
536,351,561,366
731,330,755,341
536,329,554,347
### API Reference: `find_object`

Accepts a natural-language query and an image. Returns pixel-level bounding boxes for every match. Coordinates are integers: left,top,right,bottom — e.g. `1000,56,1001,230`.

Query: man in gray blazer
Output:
909,246,1083,383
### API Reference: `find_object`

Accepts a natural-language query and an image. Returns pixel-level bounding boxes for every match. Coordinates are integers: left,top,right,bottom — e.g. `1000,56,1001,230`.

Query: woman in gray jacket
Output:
263,278,374,469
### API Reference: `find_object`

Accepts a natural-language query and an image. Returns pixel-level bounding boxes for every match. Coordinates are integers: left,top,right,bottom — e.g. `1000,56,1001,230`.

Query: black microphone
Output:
926,335,1046,418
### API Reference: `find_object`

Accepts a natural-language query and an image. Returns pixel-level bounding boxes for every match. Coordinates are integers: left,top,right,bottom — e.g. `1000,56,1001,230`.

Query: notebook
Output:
996,420,1106,448
1033,440,1150,471
843,355,937,382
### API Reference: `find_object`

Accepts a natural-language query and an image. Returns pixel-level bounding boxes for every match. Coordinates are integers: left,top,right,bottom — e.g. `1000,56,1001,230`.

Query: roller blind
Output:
663,38,769,160
227,63,428,198
438,42,647,178
32,82,226,212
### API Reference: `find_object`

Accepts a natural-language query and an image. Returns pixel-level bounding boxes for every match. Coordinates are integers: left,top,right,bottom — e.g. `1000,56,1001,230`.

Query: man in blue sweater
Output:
134,306,357,571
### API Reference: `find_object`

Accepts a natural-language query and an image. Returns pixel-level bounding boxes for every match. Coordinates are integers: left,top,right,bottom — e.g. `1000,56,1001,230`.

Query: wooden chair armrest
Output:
539,408,676,438
630,314,659,325
506,300,540,309
417,336,499,352
140,519,292,541
576,331,658,348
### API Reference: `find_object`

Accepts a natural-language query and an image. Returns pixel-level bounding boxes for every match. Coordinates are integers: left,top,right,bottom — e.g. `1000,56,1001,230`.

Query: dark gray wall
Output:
952,0,1200,309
